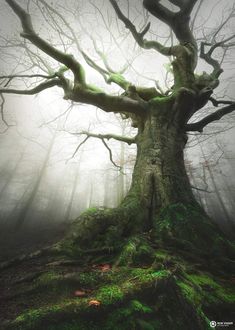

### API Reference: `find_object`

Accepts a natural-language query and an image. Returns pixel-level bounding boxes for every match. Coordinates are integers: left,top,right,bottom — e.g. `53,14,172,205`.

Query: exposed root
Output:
2,248,234,330
0,199,234,330
1,203,234,274
0,245,56,271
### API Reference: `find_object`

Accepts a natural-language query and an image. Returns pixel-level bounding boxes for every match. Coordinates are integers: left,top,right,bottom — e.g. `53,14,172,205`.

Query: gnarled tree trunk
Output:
65,97,230,258
128,111,195,217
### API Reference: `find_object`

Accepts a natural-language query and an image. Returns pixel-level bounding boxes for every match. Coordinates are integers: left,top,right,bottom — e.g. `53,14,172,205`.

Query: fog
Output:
0,0,234,258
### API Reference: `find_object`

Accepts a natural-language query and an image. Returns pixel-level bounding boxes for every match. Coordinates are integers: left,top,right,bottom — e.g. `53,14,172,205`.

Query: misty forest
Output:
0,0,235,329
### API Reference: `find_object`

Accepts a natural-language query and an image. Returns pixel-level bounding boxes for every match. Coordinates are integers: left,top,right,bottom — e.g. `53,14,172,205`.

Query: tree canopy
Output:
0,0,234,136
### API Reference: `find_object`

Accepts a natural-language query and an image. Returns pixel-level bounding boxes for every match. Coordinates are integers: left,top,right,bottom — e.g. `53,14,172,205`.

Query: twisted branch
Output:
6,0,85,84
200,35,235,80
69,131,126,169
143,0,198,46
186,102,235,132
0,78,63,95
110,0,172,56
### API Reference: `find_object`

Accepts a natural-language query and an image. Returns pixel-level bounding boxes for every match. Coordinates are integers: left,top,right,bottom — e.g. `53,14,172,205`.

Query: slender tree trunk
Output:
117,141,125,205
185,159,203,207
14,131,57,229
64,163,80,222
0,148,25,198
88,176,94,208
103,167,110,207
200,145,232,227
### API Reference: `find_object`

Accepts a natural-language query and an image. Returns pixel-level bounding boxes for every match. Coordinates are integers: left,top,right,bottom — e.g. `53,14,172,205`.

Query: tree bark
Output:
124,111,196,221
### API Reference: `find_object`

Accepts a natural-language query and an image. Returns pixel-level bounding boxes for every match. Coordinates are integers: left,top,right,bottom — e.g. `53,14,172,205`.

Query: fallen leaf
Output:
74,290,86,297
88,299,101,306
94,264,111,272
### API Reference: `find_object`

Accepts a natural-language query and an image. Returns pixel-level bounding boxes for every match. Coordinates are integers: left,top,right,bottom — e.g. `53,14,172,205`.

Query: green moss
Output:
154,250,168,259
107,73,129,89
82,207,100,215
130,300,153,313
130,268,170,283
155,203,230,256
5,238,234,330
103,299,157,330
8,265,173,329
97,285,124,305
149,93,174,106
116,236,156,266
78,271,100,287
187,273,235,304
175,271,235,330
117,239,137,265
177,281,201,305
8,269,231,330
188,274,219,288
36,271,62,287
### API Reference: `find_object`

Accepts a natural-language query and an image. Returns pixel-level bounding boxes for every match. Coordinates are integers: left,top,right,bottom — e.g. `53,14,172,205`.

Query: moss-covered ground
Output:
0,205,234,330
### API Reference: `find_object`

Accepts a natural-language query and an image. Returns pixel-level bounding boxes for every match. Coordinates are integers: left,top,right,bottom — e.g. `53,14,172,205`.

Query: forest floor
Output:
0,252,87,327
0,222,70,327
0,218,234,330
0,223,67,262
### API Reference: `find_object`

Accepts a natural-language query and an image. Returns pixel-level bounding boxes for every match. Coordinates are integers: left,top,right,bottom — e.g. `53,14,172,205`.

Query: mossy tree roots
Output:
58,200,234,264
1,198,234,329
3,244,234,330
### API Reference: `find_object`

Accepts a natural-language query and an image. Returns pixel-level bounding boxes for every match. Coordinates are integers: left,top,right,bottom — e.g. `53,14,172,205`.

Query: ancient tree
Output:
1,0,235,253
1,1,235,329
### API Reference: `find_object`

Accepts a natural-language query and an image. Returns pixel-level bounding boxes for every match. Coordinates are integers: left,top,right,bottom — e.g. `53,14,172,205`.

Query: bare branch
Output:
39,104,74,128
0,78,62,95
110,0,172,56
37,0,131,91
191,185,212,193
5,1,148,115
200,34,235,81
211,4,235,43
69,131,136,145
0,93,14,132
0,73,56,82
209,97,235,107
70,136,90,160
6,0,85,84
143,0,198,47
68,131,122,169
190,0,204,31
186,103,235,132
200,42,223,80
101,138,122,170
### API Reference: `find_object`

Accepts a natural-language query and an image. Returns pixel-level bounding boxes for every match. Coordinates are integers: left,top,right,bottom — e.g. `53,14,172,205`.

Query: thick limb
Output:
143,0,198,47
5,0,147,117
110,0,172,56
6,0,85,85
72,131,136,145
0,78,62,95
186,103,235,132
